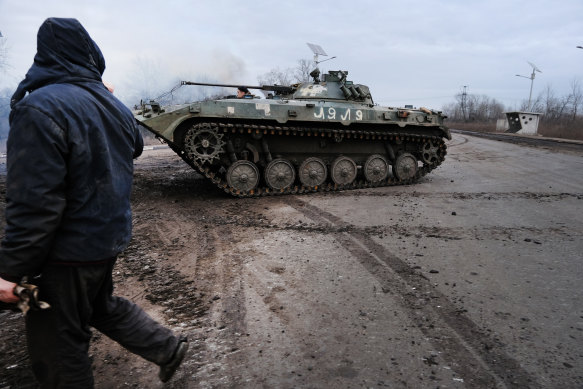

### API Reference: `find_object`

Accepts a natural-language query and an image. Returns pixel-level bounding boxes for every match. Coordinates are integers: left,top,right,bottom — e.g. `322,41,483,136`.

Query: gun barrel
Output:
181,81,260,89
180,81,294,94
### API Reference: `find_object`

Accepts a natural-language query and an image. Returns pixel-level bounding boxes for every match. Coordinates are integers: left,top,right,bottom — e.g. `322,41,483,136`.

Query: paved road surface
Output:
1,132,581,388
102,132,581,388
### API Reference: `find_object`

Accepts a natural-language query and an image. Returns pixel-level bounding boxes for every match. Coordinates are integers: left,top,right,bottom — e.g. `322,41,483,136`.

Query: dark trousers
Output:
25,260,179,388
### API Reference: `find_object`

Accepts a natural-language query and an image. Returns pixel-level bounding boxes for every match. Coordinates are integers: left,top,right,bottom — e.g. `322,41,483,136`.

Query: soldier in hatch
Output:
237,86,253,98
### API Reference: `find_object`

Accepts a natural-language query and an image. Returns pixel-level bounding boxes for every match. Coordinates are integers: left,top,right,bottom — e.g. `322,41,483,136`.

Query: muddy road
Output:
1,133,582,388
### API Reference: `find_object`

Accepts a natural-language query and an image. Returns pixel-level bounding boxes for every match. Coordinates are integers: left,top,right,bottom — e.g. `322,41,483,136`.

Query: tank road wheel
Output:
393,153,418,181
265,159,296,190
331,156,357,185
364,154,389,183
299,157,327,187
421,139,442,165
227,160,260,192
183,123,226,164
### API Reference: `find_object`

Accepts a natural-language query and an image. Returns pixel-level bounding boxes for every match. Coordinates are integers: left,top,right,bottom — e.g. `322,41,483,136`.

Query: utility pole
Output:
461,86,468,122
516,62,542,111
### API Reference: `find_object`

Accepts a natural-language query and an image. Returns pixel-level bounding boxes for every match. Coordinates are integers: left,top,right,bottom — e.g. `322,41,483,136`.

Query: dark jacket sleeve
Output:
0,105,68,281
134,123,144,159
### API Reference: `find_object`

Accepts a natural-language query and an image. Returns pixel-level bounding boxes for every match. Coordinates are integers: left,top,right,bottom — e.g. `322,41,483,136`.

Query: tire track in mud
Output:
188,225,251,387
318,190,583,200
192,217,569,243
109,204,220,387
287,197,541,389
445,135,470,148
133,201,254,385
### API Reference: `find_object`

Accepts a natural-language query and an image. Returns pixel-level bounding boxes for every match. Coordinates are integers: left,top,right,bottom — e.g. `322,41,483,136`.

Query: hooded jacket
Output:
0,18,143,282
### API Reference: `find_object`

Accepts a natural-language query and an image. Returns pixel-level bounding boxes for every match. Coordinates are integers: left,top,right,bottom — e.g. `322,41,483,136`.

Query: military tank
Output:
133,68,450,197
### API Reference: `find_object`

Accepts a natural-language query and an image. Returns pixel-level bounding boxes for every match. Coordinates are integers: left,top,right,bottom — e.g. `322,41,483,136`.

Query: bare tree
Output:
442,100,463,121
530,84,572,121
524,94,542,112
568,78,583,120
0,33,8,72
257,67,294,86
0,33,11,148
294,59,316,83
121,56,208,106
444,92,506,122
122,55,166,104
257,58,316,86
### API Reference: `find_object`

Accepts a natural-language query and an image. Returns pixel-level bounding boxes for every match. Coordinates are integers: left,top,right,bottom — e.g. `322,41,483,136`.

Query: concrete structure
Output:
504,112,542,135
496,118,508,132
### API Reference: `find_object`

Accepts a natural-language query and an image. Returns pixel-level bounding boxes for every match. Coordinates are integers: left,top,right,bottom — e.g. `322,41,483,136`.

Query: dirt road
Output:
1,133,582,388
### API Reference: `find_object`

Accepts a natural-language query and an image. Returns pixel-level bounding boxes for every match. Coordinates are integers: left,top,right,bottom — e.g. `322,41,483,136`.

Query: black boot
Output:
159,336,189,383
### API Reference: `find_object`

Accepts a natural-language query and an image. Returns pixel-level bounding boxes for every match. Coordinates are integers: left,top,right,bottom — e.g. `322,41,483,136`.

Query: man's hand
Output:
0,277,19,303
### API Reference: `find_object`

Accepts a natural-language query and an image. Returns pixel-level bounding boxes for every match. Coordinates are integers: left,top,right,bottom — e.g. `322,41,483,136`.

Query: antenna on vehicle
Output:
515,61,542,111
306,43,336,65
306,43,336,83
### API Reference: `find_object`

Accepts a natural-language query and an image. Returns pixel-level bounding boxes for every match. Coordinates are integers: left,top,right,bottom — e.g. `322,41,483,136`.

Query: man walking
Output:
0,18,187,387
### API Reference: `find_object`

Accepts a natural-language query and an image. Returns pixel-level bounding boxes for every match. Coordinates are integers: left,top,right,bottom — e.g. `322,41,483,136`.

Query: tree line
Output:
443,79,583,125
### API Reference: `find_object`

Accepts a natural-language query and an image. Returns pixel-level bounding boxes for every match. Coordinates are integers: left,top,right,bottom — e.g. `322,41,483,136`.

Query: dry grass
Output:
447,121,497,133
538,122,583,141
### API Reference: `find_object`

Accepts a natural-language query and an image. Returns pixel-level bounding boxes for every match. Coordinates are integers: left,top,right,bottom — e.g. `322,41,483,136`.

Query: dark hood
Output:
11,18,106,108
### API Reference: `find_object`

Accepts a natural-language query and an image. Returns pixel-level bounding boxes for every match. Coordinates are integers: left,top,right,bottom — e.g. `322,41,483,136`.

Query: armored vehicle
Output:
134,69,450,197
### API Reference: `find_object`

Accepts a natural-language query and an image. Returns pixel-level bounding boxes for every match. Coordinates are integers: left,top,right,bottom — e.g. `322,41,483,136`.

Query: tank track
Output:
164,121,447,198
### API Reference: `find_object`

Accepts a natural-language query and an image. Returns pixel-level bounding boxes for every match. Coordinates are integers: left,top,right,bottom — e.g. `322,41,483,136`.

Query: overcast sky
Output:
1,0,582,110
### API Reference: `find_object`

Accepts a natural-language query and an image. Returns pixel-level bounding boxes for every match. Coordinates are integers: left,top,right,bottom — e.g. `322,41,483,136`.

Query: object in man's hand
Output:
0,282,51,315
